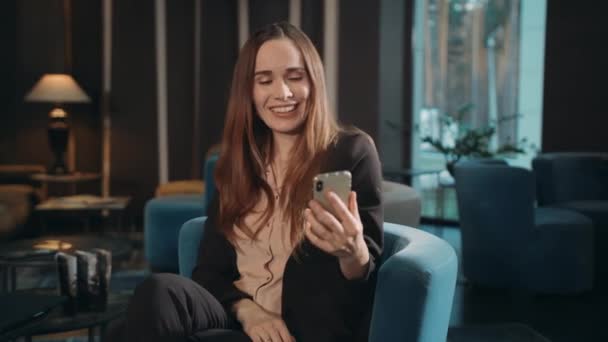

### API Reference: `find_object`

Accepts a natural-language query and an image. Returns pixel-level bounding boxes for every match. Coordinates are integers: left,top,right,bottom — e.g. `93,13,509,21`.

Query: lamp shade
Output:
25,74,91,103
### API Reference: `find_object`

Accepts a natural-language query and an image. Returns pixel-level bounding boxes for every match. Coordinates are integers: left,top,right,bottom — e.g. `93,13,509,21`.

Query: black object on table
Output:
0,292,66,341
0,235,131,293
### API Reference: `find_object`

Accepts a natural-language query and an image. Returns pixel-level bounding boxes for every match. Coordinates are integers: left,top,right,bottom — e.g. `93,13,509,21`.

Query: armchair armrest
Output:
369,226,458,342
178,216,207,278
0,185,39,226
0,165,45,186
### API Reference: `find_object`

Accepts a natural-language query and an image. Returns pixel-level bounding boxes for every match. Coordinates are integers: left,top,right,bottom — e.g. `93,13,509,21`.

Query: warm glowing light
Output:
50,108,68,118
33,240,73,250
24,74,91,103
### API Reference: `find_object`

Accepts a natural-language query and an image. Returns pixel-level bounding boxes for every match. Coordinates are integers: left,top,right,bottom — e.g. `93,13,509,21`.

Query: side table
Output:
382,167,443,185
31,172,101,200
35,196,132,233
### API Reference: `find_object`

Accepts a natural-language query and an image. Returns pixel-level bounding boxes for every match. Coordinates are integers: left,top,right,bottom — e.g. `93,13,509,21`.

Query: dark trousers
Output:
124,273,251,342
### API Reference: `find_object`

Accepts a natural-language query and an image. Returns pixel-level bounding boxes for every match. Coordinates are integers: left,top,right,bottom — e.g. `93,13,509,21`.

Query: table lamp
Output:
25,74,91,174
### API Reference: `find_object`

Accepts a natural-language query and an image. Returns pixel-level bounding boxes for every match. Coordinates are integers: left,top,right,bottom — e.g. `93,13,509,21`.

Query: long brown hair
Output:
215,22,340,245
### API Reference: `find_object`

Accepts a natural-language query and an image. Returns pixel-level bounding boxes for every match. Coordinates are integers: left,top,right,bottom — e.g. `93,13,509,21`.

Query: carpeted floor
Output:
35,336,98,342
448,323,552,342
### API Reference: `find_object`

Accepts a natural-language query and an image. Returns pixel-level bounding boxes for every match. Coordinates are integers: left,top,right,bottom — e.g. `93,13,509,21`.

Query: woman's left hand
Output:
304,191,370,279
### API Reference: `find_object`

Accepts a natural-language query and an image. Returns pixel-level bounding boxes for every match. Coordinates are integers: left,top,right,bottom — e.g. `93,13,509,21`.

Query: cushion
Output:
155,180,205,197
534,207,594,228
555,200,608,225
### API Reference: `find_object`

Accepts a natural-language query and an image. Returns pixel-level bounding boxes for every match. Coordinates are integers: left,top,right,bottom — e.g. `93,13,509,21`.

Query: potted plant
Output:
419,104,532,175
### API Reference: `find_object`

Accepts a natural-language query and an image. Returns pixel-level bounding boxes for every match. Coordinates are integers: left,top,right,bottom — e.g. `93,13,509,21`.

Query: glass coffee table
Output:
0,292,66,341
27,292,129,342
18,291,130,342
0,235,131,292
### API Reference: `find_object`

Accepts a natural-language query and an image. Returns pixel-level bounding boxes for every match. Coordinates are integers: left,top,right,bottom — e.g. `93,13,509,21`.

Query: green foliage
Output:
419,103,530,165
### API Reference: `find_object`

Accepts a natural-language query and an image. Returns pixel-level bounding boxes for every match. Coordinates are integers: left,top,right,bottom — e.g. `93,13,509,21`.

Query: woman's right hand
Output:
233,299,295,342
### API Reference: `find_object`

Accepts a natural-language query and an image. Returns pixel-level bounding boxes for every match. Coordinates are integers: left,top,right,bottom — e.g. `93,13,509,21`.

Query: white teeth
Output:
270,105,296,113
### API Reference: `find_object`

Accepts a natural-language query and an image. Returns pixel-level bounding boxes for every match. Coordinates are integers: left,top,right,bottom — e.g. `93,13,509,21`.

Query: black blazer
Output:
191,130,384,342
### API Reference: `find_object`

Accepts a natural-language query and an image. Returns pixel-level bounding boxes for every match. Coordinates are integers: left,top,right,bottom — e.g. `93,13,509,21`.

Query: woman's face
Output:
252,38,310,137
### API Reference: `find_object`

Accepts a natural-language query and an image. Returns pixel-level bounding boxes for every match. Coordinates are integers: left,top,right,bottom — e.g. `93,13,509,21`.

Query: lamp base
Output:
48,162,69,175
48,115,70,175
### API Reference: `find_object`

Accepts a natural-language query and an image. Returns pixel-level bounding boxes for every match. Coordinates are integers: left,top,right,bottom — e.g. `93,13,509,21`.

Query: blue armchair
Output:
454,163,594,293
144,154,218,272
179,218,458,342
532,152,608,285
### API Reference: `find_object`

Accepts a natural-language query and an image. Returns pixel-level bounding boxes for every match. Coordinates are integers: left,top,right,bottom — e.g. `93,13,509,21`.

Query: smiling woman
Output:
124,22,384,342
252,39,310,136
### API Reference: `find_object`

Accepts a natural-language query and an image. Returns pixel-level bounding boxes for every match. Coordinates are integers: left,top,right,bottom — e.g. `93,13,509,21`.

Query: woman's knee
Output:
127,273,230,338
137,273,182,292
127,274,195,331
131,273,191,306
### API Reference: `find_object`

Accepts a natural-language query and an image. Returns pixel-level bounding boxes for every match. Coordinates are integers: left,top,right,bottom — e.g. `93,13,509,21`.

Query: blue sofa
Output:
454,162,594,293
144,155,218,272
179,218,458,342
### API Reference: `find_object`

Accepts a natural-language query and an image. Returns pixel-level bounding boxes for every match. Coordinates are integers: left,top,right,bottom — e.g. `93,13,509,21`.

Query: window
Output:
418,0,521,153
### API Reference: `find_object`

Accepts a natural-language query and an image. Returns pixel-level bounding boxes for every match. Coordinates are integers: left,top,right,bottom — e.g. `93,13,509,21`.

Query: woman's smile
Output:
268,103,299,115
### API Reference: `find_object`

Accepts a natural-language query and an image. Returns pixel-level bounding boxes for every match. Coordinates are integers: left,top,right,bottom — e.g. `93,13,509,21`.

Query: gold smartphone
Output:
312,171,352,216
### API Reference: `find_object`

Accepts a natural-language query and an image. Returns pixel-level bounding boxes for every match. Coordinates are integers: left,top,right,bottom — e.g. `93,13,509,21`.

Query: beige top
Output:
233,169,295,315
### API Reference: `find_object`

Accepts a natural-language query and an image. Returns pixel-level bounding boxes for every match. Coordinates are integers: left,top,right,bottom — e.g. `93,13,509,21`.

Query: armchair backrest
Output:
456,158,508,167
454,164,535,282
382,181,421,228
178,219,458,342
203,154,219,212
533,153,608,205
455,163,535,234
